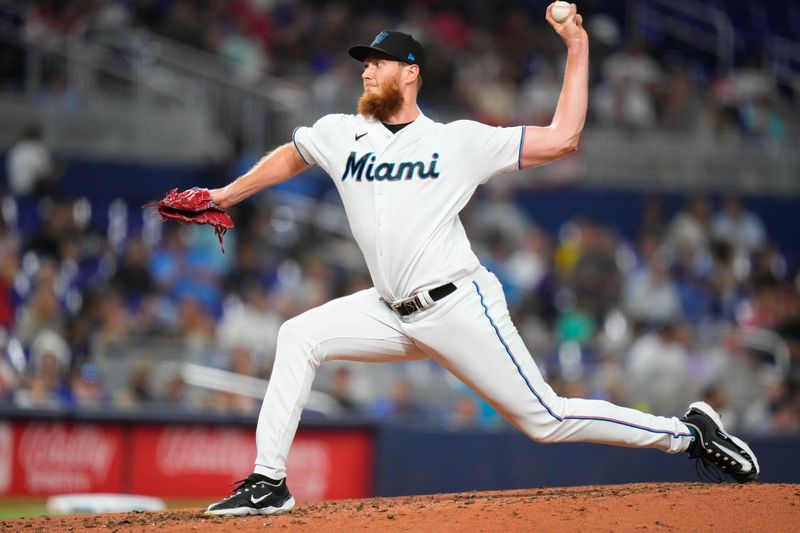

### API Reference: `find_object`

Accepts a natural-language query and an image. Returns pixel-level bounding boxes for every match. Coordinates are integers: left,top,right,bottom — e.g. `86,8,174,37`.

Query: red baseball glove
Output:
143,188,234,252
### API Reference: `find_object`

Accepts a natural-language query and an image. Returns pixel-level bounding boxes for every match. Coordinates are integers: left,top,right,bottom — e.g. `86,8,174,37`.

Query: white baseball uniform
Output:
253,111,694,480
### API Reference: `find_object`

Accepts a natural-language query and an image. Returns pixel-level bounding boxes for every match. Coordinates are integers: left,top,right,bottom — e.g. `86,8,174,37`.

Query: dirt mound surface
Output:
3,483,798,532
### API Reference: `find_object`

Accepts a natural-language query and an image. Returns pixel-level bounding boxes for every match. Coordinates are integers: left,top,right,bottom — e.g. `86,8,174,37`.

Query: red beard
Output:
357,76,404,122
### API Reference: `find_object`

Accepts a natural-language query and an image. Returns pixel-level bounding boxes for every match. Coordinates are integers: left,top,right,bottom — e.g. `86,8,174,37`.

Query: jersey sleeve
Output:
291,114,340,171
454,120,525,184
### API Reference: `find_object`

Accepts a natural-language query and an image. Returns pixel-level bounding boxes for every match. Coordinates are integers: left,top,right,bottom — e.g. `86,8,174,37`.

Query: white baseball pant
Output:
254,267,693,479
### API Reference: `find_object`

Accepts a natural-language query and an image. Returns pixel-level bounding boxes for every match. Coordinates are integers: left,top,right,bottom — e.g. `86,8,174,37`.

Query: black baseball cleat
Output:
204,474,295,516
680,401,760,483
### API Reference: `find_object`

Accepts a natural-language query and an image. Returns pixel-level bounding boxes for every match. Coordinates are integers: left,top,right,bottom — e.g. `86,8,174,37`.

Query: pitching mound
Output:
3,483,798,532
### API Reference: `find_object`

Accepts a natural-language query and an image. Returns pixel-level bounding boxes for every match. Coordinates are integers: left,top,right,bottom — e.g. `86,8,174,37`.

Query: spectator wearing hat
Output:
14,329,72,409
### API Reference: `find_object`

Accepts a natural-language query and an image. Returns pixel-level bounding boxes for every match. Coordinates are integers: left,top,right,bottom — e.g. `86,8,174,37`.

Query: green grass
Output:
0,497,209,519
0,498,48,519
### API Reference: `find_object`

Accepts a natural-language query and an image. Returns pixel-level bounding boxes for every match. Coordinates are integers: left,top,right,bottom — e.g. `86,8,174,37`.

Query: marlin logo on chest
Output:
341,152,440,182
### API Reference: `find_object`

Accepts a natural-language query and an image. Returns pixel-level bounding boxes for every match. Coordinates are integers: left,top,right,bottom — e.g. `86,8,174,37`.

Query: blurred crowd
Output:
0,0,798,436
1,128,798,435
2,0,798,140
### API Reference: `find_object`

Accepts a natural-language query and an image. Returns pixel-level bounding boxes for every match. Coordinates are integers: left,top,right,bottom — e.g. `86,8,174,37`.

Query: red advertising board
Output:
0,419,374,500
0,420,124,496
130,425,373,500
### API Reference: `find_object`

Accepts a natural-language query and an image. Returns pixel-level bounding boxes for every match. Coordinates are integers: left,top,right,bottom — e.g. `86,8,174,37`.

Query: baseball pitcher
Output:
158,3,758,516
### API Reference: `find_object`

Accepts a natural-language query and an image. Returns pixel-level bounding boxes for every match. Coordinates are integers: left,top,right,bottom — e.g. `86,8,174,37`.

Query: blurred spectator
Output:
664,196,712,256
162,374,190,410
603,41,662,89
150,225,190,293
626,320,695,416
670,226,716,324
740,274,797,331
207,345,260,414
91,290,133,356
712,196,766,254
222,240,269,296
623,251,681,325
217,283,282,370
176,295,216,350
70,361,111,408
444,381,503,430
35,65,80,108
14,329,72,409
481,233,516,303
0,218,18,330
506,226,551,296
519,63,561,125
447,393,479,429
709,241,746,321
589,348,627,405
6,125,58,199
160,0,205,49
370,377,426,422
25,200,79,263
290,253,335,312
150,225,227,315
727,56,774,107
465,185,530,250
24,0,83,39
556,299,596,347
767,385,800,434
206,19,268,82
110,237,155,304
0,367,17,405
15,261,65,344
115,361,155,408
594,42,661,129
750,244,788,282
639,196,668,239
327,366,360,415
568,220,621,318
660,68,704,131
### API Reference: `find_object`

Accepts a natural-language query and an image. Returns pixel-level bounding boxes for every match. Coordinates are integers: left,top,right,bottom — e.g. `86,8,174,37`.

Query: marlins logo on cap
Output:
349,30,426,77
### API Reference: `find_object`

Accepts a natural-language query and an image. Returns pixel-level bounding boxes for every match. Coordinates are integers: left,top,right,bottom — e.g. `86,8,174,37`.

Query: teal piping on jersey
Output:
471,281,693,439
292,126,310,165
517,126,526,170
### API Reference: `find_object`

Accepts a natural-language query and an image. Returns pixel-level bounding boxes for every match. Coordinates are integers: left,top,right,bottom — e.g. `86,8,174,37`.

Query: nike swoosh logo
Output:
355,132,368,141
251,492,272,504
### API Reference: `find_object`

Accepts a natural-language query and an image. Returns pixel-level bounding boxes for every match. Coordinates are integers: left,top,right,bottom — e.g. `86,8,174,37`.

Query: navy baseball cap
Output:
349,30,426,77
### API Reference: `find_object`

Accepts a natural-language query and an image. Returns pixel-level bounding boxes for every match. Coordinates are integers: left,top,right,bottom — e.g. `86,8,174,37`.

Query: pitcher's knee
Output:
277,316,305,347
514,397,567,444
276,315,322,363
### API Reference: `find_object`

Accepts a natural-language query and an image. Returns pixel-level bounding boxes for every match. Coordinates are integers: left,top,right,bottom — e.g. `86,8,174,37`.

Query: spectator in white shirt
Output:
712,196,766,254
6,125,57,198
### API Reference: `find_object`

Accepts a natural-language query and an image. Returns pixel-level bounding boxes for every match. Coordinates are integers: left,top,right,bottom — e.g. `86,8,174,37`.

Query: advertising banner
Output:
130,425,373,500
0,419,374,500
0,421,124,496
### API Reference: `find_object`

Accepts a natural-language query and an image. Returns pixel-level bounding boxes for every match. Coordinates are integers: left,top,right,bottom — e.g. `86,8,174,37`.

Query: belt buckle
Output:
393,296,421,315
402,299,420,314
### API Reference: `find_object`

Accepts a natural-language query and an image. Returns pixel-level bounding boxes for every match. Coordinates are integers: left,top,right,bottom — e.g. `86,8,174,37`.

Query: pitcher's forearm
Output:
551,40,589,148
213,143,309,208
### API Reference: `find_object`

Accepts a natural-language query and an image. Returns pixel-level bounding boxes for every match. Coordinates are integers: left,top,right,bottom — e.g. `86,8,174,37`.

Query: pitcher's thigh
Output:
406,275,561,426
277,288,427,363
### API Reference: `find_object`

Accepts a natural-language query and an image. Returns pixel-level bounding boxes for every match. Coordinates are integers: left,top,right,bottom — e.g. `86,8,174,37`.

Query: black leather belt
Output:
390,283,456,316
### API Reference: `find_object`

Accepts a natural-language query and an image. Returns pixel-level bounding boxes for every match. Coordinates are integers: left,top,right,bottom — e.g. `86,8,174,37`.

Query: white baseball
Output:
551,1,573,23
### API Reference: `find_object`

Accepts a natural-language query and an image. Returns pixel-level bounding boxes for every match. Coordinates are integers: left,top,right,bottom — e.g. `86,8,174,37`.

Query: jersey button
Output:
378,188,385,196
